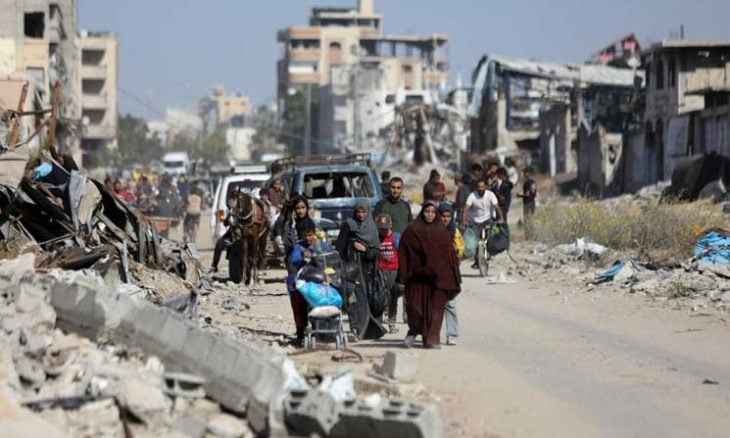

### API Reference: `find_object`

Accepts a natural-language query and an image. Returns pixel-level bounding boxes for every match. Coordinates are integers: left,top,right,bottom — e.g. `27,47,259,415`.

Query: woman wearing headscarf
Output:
335,200,384,339
283,195,313,344
438,203,463,346
399,201,461,348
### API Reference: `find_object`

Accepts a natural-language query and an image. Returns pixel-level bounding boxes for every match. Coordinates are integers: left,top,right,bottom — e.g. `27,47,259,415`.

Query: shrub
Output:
529,197,725,256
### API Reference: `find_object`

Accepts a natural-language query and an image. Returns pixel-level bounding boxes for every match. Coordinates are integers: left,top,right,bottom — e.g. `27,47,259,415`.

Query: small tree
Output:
117,114,163,165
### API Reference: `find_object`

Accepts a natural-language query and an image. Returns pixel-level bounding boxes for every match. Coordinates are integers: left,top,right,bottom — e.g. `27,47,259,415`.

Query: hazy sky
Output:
79,0,730,119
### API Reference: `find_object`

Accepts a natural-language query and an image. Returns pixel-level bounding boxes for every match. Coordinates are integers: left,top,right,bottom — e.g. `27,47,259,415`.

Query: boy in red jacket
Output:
376,214,401,333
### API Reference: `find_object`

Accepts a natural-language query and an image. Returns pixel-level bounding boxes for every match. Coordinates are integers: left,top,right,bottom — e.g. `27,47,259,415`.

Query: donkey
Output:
229,192,270,286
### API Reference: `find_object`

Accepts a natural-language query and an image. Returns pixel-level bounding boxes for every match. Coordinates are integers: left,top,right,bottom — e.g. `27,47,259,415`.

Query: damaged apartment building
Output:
619,40,730,194
468,53,641,182
0,0,82,164
277,0,449,154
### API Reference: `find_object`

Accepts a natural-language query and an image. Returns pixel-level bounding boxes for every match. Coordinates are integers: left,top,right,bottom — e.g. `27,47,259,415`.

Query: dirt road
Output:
194,219,730,437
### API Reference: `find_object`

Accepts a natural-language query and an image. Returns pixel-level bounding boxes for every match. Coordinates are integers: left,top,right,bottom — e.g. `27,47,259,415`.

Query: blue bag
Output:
296,280,343,309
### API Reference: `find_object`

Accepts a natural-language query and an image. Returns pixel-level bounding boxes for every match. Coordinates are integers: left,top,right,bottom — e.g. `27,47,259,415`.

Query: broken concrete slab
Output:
207,413,252,438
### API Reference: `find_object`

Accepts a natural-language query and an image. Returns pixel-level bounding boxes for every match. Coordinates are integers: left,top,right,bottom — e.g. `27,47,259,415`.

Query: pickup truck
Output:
278,154,382,241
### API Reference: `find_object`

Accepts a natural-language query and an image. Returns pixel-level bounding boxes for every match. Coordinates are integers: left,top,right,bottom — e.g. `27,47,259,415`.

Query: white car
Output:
209,173,270,243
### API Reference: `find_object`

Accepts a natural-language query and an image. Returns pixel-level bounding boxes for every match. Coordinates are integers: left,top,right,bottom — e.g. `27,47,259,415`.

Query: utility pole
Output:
303,83,312,158
352,62,361,152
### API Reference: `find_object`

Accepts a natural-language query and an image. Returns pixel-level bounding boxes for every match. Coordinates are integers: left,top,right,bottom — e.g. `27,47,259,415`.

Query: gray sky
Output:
79,0,730,119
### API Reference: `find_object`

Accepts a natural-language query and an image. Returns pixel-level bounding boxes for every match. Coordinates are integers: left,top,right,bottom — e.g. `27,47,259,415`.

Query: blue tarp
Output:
593,261,624,283
694,231,730,265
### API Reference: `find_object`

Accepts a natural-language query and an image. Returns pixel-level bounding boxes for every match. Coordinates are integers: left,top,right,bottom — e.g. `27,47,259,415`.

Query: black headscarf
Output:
345,199,379,247
438,203,457,237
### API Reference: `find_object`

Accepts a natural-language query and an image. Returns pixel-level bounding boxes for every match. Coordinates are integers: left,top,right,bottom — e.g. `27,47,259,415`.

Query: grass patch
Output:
529,197,725,256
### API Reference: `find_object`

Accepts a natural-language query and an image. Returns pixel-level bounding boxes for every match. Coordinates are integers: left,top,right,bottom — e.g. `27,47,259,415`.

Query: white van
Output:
163,152,190,175
209,169,270,243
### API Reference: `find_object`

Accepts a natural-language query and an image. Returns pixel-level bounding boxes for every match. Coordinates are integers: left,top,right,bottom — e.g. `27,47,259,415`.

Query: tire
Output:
477,241,489,277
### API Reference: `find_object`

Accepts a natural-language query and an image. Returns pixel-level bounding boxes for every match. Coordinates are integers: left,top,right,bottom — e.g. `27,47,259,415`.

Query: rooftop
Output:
647,39,730,51
483,54,642,87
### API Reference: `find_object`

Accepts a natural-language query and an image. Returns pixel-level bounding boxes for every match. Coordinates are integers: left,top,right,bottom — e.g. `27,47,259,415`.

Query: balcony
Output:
84,124,116,140
289,48,321,63
82,94,108,110
81,64,107,79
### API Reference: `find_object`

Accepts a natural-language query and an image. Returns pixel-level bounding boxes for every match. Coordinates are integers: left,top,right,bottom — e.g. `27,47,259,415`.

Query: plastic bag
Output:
487,225,510,256
462,227,477,259
296,280,343,309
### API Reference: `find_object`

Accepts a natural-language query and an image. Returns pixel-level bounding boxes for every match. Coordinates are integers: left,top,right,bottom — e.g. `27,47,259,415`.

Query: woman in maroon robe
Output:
398,201,461,348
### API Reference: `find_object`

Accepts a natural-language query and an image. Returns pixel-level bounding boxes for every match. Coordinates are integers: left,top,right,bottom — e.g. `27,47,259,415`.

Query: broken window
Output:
82,49,105,66
82,79,104,95
24,12,44,38
668,58,676,88
655,60,664,90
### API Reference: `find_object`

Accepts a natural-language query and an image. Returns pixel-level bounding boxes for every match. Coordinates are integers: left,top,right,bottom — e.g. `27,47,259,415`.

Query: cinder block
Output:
157,312,192,361
131,304,168,353
284,389,339,436
378,351,417,383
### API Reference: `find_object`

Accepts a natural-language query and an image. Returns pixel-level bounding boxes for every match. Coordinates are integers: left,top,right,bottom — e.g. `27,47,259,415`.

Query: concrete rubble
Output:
0,248,445,437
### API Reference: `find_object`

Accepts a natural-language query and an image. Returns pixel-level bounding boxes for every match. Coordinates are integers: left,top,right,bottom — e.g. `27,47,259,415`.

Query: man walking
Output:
517,167,537,238
494,167,514,222
373,177,412,235
373,176,412,327
462,178,504,269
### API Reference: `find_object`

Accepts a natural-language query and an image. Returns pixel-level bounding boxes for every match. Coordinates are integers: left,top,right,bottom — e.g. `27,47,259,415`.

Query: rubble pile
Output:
0,253,254,437
503,232,730,313
0,152,206,308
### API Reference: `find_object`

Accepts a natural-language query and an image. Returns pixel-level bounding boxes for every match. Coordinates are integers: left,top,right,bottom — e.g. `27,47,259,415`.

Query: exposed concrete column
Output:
358,0,374,15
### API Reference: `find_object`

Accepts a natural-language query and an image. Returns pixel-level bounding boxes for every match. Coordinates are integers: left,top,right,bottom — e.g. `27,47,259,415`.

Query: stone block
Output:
377,351,417,383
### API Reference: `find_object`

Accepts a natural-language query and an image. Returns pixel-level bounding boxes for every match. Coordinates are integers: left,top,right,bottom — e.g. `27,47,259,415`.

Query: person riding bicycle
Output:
461,178,504,270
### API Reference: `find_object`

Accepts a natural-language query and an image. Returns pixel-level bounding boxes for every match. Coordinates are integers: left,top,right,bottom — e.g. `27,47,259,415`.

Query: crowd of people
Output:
105,172,209,242
275,160,538,349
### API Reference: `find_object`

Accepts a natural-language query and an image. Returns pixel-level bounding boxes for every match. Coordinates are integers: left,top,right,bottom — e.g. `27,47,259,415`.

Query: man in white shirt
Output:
462,178,504,268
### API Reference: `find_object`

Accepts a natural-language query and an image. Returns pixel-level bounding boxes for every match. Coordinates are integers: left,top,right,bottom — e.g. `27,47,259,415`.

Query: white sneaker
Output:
446,336,457,346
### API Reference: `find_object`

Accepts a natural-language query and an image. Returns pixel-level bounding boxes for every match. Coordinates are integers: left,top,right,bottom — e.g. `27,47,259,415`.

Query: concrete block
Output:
49,281,108,339
284,389,339,436
157,311,193,362
131,304,168,354
332,397,443,438
178,329,217,372
377,351,417,383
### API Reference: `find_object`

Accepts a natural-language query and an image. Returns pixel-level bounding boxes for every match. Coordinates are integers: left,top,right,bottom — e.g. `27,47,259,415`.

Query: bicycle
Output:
475,222,494,278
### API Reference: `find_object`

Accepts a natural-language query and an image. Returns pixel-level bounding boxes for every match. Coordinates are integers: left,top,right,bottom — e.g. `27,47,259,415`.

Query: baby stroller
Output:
295,251,348,350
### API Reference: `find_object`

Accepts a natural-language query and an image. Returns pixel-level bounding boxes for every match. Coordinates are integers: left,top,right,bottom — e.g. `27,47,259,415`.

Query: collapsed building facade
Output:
277,0,450,155
468,54,641,180
0,0,82,164
620,40,730,195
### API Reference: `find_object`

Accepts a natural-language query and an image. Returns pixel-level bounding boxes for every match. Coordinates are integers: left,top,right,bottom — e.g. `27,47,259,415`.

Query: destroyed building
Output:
619,39,730,193
277,0,449,154
468,54,641,180
0,0,82,164
78,30,118,167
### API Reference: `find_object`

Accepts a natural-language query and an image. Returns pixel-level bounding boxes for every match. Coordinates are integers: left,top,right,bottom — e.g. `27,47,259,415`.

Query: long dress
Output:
398,216,461,347
335,200,384,339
